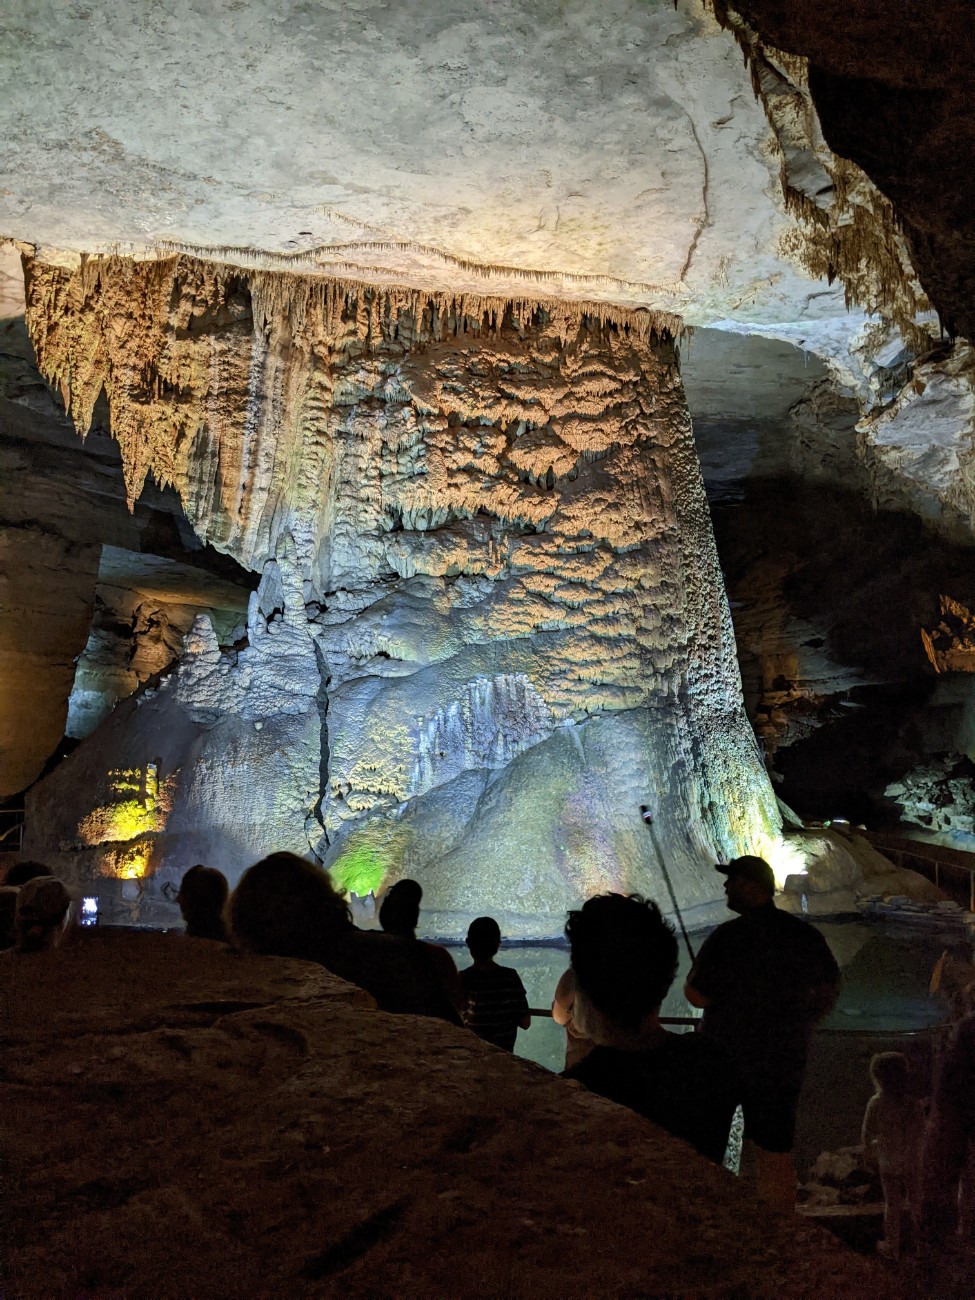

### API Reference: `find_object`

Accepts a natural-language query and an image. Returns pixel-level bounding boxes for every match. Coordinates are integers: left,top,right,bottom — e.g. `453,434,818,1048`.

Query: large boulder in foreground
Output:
1,932,893,1299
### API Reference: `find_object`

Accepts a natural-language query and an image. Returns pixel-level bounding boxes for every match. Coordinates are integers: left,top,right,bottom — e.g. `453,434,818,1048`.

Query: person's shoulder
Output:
664,1032,738,1089
768,905,815,929
704,913,749,940
563,1044,621,1084
769,908,838,958
667,1029,730,1063
424,940,459,971
751,903,819,944
956,1010,975,1045
694,914,748,961
764,903,824,933
343,926,385,944
342,927,429,970
942,1011,975,1081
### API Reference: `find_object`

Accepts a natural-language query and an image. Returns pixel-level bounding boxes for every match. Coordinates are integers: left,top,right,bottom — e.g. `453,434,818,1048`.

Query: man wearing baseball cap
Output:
684,855,840,1213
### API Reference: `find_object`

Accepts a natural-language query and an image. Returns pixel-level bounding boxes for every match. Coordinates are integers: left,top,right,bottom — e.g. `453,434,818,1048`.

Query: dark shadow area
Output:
776,683,972,825
708,474,975,822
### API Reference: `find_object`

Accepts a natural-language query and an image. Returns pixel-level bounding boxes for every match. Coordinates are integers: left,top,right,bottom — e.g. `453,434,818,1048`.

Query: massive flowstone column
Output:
21,254,782,934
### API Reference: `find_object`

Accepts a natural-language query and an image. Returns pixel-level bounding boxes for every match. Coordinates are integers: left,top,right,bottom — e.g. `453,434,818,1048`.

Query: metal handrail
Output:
862,830,975,911
528,1008,699,1026
0,809,25,852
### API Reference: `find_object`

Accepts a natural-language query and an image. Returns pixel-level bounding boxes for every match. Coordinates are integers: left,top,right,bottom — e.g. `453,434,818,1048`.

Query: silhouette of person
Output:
684,856,840,1209
862,1051,924,1259
551,966,594,1069
929,943,975,1026
4,860,52,887
460,917,530,1052
176,865,230,941
0,886,19,949
562,893,738,1163
379,878,464,1014
921,1010,975,1245
14,876,71,952
229,853,461,1023
378,879,423,937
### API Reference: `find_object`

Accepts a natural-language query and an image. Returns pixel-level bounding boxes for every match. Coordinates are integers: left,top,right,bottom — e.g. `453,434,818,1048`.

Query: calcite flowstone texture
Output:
778,828,946,916
0,932,895,1299
22,255,781,934
885,757,975,847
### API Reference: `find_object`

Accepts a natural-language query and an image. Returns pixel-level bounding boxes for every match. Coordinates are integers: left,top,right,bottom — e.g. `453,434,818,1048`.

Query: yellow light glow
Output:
78,765,174,848
115,844,150,880
96,841,152,881
756,833,808,889
78,765,174,881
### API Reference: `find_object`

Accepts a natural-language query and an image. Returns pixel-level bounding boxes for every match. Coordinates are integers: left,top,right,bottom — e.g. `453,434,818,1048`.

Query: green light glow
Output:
329,844,387,897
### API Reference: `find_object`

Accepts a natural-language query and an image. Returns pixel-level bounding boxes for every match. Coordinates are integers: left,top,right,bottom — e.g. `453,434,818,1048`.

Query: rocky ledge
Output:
1,931,895,1298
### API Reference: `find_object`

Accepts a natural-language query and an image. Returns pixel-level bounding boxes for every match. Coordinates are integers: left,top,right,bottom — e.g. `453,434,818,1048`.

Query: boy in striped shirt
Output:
460,916,531,1052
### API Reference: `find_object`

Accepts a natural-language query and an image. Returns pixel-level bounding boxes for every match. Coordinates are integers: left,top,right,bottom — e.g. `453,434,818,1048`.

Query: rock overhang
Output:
0,0,860,348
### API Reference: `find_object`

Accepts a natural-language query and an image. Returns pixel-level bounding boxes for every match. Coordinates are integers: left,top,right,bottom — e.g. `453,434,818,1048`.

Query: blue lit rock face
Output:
22,255,781,935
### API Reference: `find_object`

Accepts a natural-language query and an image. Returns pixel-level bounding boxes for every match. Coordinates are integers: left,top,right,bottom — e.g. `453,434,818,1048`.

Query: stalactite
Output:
154,234,685,303
703,1,934,353
21,251,681,570
20,241,789,932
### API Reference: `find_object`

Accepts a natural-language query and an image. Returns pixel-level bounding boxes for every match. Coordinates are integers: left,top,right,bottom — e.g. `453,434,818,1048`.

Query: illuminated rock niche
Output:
22,254,781,935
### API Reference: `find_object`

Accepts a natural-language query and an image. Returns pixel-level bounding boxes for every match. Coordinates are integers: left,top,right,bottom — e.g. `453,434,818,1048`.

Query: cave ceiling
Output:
728,0,975,341
1,0,865,351
3,0,975,826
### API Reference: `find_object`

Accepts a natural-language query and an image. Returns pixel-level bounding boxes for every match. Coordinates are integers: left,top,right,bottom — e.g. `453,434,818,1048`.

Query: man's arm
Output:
807,972,840,1021
683,930,724,1009
806,931,841,1021
516,973,532,1031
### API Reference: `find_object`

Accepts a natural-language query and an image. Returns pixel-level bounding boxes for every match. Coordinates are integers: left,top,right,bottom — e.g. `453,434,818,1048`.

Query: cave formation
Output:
5,2,975,1295
15,255,779,933
3,0,975,928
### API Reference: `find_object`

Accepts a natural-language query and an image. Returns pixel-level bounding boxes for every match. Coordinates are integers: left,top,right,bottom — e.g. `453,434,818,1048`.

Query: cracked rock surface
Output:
0,0,858,347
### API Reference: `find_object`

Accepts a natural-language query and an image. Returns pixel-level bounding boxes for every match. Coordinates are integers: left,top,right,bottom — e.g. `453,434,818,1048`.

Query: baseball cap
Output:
714,856,775,892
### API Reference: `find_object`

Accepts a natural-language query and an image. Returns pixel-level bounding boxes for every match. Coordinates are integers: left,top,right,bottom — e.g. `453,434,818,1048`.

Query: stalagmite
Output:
22,253,782,935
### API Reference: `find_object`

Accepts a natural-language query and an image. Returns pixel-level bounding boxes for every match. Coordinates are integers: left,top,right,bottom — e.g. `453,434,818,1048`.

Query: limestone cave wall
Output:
20,254,781,934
